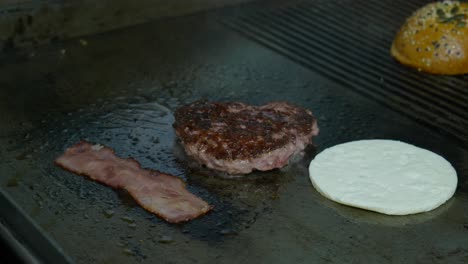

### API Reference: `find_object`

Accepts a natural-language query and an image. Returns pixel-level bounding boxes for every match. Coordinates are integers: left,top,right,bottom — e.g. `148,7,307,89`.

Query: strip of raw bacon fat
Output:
55,141,212,223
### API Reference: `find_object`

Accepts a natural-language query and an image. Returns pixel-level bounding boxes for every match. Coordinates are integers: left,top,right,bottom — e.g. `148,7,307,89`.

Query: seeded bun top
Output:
391,1,468,75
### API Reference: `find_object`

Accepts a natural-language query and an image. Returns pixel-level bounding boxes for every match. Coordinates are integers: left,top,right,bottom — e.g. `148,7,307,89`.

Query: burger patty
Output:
173,100,319,174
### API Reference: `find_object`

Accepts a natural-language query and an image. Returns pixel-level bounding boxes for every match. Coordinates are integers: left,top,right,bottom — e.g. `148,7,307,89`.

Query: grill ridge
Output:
240,11,468,128
279,5,468,108
305,1,468,86
306,1,400,28
223,0,468,147
348,0,418,23
298,2,468,90
235,14,468,131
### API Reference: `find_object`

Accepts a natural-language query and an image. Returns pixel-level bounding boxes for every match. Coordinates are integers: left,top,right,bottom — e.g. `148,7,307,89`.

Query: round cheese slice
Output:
309,140,457,215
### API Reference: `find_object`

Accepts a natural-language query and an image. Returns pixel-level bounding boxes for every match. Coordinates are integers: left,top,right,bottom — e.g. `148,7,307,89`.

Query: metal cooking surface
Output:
0,0,467,263
224,0,468,148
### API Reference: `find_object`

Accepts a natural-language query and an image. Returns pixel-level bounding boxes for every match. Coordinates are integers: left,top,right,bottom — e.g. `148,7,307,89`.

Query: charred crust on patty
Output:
173,100,319,174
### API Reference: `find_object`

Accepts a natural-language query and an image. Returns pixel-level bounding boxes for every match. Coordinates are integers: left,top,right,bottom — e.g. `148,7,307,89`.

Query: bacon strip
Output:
55,141,212,223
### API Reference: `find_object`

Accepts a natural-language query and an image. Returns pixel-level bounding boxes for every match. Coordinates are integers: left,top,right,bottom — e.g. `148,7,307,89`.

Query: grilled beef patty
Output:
173,100,319,174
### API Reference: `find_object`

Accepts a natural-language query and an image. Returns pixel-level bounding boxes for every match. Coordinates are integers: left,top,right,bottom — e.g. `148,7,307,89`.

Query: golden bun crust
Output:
391,1,468,75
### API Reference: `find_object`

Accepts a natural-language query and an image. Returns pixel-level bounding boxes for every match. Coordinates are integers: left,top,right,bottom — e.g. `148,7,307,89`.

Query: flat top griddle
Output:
1,0,467,263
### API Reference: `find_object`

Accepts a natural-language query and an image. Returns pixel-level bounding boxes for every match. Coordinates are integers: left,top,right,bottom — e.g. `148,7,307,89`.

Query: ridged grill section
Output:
224,0,468,147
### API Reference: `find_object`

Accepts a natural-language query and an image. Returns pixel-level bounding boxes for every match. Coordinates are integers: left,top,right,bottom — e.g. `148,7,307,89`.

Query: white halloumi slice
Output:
309,140,457,215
